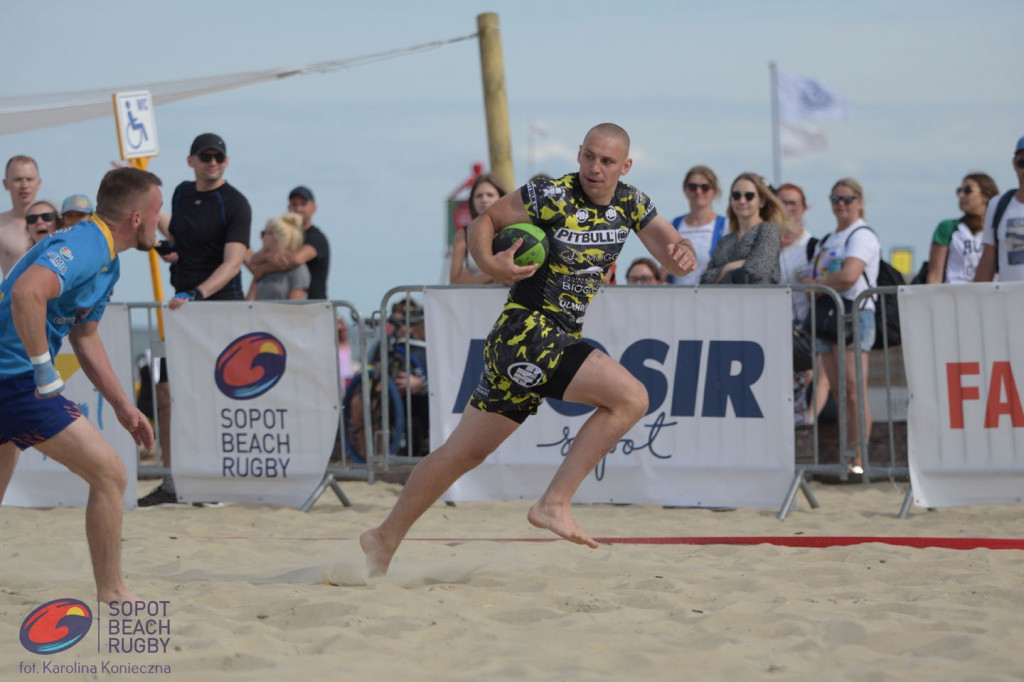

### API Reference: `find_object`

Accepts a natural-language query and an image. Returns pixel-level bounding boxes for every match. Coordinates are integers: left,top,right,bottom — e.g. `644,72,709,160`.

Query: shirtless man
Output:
0,156,41,278
360,123,698,577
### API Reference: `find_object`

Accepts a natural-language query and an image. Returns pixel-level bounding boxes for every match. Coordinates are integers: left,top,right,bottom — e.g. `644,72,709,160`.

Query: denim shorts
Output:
815,307,876,354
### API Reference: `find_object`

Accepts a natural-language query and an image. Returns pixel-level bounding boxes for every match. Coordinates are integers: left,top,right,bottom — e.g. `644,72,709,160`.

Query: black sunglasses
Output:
687,182,712,193
26,212,56,224
197,151,226,163
829,194,857,205
955,186,976,196
1015,157,1024,169
730,191,756,202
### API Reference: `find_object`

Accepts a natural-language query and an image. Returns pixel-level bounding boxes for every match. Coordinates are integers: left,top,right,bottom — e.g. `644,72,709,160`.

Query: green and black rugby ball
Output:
492,223,548,266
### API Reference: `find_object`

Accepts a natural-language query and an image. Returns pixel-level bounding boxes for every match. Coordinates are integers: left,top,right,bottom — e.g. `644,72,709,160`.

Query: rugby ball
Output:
492,223,548,266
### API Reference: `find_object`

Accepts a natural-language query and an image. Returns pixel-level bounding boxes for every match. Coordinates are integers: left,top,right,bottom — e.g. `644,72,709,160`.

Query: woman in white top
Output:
925,173,999,283
449,172,506,285
805,178,880,473
667,165,727,286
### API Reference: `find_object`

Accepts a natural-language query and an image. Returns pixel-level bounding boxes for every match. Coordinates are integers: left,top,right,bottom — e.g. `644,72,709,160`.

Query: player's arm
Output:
638,215,698,277
169,242,248,309
468,192,539,286
69,321,154,448
10,265,66,396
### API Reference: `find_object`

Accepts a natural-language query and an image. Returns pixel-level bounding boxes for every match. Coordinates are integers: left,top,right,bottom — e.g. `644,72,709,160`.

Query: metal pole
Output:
769,61,781,187
477,13,515,191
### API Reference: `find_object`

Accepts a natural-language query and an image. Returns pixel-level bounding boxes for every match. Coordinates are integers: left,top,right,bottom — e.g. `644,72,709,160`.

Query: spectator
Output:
701,173,784,285
450,172,506,285
336,315,355,394
246,213,309,300
625,257,663,285
247,185,330,299
0,166,160,603
60,194,94,228
139,133,251,507
0,155,41,278
667,165,726,286
385,298,429,457
974,135,1024,283
925,173,999,284
776,183,831,425
25,200,60,245
805,178,880,475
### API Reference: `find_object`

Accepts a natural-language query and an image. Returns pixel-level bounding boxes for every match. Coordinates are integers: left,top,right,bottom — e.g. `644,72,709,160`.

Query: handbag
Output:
809,294,856,345
791,324,814,373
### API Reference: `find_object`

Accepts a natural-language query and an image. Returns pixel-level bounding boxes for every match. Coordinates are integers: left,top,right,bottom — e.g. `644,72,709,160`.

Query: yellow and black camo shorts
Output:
467,306,595,424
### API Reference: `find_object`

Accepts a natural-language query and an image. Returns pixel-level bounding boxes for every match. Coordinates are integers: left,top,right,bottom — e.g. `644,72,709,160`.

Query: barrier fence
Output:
7,283,1018,516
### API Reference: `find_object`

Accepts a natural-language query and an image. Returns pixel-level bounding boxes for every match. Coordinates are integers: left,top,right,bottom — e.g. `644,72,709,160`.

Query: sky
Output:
2,0,1022,319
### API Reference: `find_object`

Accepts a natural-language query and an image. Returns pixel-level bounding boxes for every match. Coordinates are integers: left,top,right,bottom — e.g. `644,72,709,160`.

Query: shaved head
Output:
585,123,630,154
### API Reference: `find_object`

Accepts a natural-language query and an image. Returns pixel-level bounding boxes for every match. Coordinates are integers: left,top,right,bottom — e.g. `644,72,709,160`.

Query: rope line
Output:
152,535,1024,550
292,32,479,77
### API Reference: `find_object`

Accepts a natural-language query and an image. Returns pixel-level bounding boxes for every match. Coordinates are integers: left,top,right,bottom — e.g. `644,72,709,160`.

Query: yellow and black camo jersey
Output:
506,172,658,333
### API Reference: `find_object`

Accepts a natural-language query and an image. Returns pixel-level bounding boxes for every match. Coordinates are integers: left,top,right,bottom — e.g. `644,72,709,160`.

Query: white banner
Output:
425,286,794,508
4,305,138,508
165,302,340,507
902,283,1024,507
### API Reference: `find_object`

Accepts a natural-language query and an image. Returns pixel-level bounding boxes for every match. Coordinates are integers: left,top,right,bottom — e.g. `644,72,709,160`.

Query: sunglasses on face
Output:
956,186,977,196
829,194,857,205
730,191,756,202
687,182,712,193
26,212,56,224
1015,157,1024,169
197,151,226,164
260,230,273,237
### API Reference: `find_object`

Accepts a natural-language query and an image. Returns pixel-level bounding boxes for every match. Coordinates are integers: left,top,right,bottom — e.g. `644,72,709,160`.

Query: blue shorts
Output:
0,373,83,450
815,307,876,354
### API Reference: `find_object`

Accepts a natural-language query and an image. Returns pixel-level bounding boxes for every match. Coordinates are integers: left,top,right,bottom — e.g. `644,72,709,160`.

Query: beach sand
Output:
3,479,1024,681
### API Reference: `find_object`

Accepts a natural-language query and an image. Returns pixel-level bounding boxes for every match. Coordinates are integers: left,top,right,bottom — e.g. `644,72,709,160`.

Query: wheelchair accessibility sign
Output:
113,91,159,159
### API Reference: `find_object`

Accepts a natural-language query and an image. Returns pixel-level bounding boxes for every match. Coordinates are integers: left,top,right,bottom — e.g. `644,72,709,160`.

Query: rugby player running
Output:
361,123,696,577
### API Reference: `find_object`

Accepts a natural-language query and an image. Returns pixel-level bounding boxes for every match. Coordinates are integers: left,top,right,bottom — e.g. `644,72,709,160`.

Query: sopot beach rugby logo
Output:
214,332,287,400
19,598,93,654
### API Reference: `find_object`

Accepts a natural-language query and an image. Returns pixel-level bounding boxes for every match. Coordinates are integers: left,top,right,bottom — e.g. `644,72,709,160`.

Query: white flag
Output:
780,121,828,159
776,70,850,122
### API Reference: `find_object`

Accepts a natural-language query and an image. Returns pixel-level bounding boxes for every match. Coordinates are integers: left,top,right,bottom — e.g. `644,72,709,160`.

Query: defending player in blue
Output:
362,123,698,576
0,167,162,604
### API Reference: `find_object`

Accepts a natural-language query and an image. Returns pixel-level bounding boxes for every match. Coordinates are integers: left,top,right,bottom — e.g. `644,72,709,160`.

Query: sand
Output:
3,478,1024,681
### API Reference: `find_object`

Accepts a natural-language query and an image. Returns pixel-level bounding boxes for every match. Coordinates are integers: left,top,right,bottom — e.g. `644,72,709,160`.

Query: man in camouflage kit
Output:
361,123,697,576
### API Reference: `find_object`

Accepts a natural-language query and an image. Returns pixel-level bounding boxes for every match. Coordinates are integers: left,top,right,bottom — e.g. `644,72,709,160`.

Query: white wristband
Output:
29,352,51,366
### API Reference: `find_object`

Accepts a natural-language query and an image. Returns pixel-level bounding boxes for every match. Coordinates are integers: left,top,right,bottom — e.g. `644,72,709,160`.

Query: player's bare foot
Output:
101,588,141,606
360,529,395,577
527,501,599,548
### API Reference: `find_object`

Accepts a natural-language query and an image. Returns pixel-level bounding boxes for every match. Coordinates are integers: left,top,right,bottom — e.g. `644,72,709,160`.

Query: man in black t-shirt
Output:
139,133,251,507
247,185,330,299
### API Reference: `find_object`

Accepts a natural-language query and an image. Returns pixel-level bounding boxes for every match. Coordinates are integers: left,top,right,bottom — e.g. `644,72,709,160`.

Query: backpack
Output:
824,225,903,349
990,190,1016,274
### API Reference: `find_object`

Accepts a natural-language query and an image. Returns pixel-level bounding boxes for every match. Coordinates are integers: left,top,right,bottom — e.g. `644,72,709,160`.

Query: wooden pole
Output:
476,13,515,191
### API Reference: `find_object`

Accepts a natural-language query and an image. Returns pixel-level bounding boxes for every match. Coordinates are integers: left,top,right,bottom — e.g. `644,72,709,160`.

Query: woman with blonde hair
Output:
449,172,506,285
247,212,310,300
700,173,786,284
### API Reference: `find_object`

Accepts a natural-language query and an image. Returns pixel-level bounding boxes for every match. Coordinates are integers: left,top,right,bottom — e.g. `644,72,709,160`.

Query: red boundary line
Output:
155,535,1024,550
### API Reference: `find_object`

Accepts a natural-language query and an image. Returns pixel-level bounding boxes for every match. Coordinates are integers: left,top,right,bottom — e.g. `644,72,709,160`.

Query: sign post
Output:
112,91,165,337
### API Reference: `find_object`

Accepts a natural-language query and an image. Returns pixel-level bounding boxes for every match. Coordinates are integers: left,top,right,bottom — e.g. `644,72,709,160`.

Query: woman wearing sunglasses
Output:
25,200,60,245
667,165,727,285
700,172,784,285
807,177,879,475
924,173,999,283
246,212,309,300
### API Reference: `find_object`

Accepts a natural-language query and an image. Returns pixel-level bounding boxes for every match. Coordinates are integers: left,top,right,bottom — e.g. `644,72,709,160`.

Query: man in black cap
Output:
247,185,330,300
139,132,252,506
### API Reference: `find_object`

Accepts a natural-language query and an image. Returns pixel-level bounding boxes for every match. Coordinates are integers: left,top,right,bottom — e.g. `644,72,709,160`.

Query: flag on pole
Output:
775,70,850,122
780,120,828,159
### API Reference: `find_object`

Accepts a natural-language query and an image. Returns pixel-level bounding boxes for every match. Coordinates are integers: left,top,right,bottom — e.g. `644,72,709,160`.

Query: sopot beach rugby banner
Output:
4,305,138,508
165,302,340,507
425,286,795,508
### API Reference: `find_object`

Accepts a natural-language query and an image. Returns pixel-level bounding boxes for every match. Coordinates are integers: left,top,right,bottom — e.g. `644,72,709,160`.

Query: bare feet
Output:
527,501,599,549
100,587,141,605
360,529,395,578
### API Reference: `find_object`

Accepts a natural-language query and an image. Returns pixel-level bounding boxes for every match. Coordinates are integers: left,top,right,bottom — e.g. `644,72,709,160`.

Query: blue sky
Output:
2,0,1021,316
